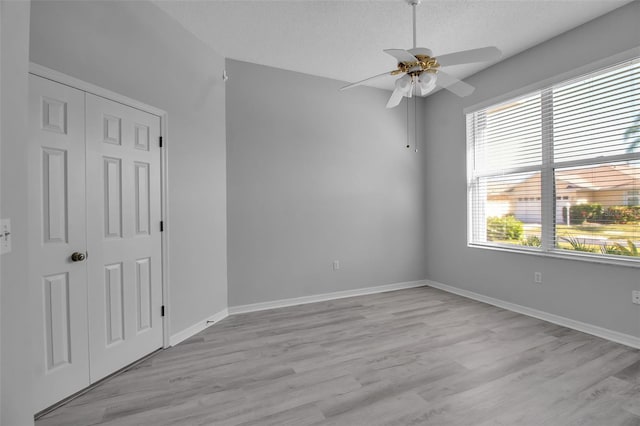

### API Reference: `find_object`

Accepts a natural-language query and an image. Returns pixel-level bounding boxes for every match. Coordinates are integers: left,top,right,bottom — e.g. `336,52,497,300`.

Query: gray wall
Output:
29,0,228,337
424,1,640,338
226,60,426,306
1,1,33,424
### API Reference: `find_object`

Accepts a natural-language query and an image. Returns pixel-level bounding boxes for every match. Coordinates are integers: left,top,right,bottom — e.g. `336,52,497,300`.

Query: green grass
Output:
518,223,638,241
557,223,638,241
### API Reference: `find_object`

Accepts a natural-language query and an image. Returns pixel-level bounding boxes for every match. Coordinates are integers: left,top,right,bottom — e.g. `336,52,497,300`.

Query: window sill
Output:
467,242,640,269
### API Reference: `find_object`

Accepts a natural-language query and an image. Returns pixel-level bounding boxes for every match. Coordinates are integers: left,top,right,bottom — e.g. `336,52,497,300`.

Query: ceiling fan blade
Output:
340,70,395,91
436,71,476,97
384,49,418,64
386,86,405,108
436,46,502,67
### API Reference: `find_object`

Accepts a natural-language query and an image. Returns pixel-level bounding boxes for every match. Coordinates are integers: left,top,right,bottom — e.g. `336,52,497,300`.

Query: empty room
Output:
1,0,640,425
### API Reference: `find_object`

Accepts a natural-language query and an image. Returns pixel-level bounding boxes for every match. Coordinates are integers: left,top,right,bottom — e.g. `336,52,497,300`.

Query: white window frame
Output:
466,49,640,267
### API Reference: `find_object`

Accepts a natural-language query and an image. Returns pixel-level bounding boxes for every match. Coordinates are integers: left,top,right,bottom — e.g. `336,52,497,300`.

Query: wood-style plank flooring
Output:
37,286,640,426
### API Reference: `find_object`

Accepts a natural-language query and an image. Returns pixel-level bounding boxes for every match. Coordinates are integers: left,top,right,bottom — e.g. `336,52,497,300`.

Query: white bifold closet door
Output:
29,74,163,412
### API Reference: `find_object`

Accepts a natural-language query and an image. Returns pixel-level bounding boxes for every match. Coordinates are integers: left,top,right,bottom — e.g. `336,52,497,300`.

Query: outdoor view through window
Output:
467,58,640,260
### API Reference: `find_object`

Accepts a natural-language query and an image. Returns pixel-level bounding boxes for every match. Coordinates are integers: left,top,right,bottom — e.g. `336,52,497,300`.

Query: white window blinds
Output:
468,58,640,260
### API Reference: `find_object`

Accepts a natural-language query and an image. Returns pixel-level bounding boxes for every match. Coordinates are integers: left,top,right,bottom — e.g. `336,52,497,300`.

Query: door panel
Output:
104,262,125,345
85,93,163,382
29,75,90,412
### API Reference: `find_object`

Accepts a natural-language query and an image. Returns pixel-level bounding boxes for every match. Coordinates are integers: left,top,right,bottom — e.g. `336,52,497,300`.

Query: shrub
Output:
569,204,602,224
600,244,619,255
601,240,639,257
521,235,542,247
562,236,596,252
487,216,523,241
599,206,640,224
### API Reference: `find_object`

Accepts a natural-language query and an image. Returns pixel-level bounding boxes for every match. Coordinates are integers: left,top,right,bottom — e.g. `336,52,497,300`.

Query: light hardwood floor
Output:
37,286,640,426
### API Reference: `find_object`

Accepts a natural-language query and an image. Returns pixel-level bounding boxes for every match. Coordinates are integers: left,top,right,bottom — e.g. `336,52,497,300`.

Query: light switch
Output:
1,219,12,254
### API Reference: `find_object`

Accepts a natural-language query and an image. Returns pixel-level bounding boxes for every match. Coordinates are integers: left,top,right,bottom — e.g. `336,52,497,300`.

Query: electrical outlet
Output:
333,260,340,271
534,272,542,284
1,219,11,254
633,290,640,305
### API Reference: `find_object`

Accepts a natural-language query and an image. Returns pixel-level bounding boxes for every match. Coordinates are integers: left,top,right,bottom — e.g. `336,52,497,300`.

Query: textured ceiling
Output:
154,0,634,91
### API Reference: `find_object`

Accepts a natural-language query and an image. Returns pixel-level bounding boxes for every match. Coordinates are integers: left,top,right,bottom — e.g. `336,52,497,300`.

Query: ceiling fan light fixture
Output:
386,74,413,108
395,73,412,94
406,81,414,99
417,72,437,96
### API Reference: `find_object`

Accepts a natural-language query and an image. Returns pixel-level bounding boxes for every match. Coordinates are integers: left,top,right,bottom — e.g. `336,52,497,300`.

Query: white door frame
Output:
29,63,171,349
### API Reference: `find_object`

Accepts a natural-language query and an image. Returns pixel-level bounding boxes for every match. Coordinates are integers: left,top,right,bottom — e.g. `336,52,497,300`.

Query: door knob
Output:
71,252,86,262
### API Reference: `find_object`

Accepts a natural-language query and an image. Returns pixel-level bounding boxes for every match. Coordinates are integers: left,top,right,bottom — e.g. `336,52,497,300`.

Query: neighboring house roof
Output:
558,164,638,191
488,164,638,195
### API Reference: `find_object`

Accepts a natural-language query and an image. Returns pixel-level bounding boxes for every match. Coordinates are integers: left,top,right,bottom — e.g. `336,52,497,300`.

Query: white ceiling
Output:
154,0,634,91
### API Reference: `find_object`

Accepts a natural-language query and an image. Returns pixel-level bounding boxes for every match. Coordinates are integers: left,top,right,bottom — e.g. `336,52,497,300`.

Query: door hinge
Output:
159,136,163,148
160,221,164,232
161,305,165,317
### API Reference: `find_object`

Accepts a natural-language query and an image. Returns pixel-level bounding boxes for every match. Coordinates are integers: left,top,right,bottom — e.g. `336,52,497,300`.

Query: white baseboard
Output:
228,280,429,315
169,308,229,346
426,280,640,350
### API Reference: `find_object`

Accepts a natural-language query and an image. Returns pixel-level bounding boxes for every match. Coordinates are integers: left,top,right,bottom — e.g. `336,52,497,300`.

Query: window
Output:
467,58,640,261
626,190,639,206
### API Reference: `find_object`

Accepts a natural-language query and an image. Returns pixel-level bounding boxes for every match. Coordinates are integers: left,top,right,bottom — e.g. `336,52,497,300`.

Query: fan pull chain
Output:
414,94,418,152
406,97,410,148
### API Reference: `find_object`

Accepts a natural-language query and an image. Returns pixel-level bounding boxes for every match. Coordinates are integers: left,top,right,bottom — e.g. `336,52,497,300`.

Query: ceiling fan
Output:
340,0,502,108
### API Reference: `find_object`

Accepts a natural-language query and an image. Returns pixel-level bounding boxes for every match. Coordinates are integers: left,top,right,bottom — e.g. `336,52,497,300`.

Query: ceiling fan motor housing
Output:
397,54,440,76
